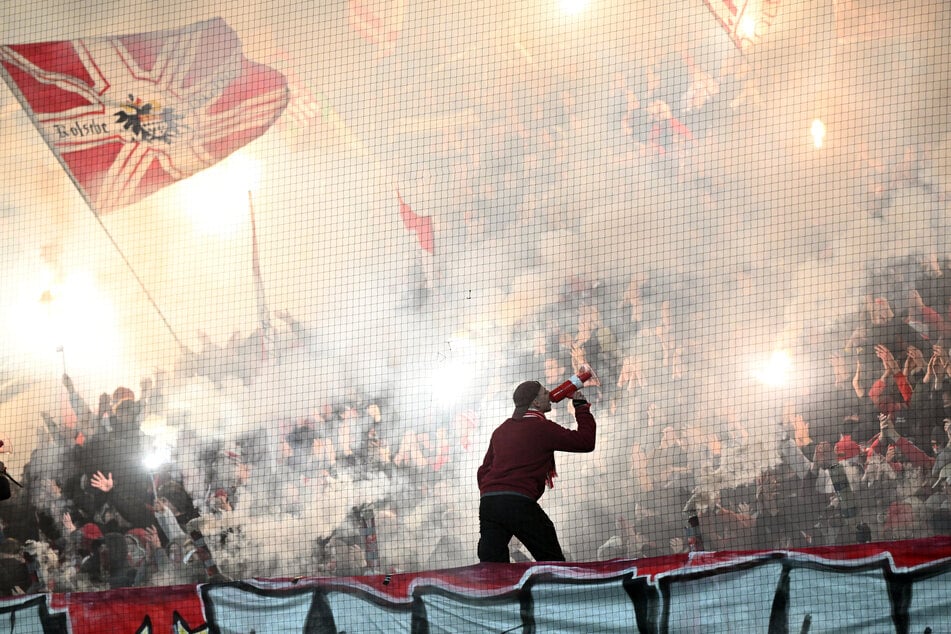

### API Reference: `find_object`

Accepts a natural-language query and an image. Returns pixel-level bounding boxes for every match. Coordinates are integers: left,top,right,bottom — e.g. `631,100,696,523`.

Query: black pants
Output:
478,494,566,563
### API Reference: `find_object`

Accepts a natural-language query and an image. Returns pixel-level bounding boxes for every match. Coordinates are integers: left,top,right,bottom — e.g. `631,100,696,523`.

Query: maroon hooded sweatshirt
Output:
477,405,596,501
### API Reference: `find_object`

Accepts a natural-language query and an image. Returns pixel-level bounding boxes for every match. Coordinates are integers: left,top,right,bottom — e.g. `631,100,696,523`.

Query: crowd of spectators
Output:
587,262,951,559
0,312,467,593
0,45,948,594
2,256,951,594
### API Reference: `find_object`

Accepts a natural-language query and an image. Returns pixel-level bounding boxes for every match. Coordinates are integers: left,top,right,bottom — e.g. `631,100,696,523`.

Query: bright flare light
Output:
141,414,176,471
739,15,757,39
143,445,172,471
6,269,124,377
753,349,793,387
429,337,481,408
559,0,590,16
811,119,826,149
175,152,261,236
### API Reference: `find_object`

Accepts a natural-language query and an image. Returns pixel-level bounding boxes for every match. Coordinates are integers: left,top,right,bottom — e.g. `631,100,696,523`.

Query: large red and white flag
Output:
0,18,288,214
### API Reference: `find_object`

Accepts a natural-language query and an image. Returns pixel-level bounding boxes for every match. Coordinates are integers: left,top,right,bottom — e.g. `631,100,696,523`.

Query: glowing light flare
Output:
752,349,793,387
559,0,590,16
174,152,261,236
429,336,482,408
142,445,172,471
140,413,180,471
739,14,758,39
6,270,124,375
811,119,826,149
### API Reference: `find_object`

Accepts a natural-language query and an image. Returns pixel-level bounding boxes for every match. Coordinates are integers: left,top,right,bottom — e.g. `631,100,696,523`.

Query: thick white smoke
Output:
0,0,949,581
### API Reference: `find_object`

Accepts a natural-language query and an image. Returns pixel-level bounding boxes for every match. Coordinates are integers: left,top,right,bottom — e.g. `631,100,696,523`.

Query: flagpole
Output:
84,209,190,354
248,189,271,350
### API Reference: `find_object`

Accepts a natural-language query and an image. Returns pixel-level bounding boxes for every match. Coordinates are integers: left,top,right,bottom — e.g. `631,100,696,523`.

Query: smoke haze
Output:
0,0,949,578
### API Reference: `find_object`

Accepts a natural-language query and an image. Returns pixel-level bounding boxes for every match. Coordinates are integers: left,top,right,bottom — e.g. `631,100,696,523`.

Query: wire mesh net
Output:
0,0,949,615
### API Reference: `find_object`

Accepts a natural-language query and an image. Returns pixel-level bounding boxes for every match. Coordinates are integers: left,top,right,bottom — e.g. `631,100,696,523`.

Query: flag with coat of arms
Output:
0,18,288,214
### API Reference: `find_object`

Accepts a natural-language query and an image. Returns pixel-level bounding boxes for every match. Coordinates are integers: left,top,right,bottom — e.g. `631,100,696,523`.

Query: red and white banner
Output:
703,0,782,51
5,538,951,632
397,190,434,254
0,19,288,215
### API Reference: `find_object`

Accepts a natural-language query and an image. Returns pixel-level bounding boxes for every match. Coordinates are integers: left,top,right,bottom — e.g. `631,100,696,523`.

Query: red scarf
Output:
521,411,559,489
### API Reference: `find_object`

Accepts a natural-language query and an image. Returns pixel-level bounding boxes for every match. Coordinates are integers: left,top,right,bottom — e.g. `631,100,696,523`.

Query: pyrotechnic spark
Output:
753,349,793,387
811,119,826,149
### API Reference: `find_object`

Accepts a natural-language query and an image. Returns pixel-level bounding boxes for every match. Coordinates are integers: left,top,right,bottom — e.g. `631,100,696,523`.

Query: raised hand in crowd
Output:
879,414,898,441
904,345,926,378
617,354,644,391
875,344,900,377
924,345,948,388
569,342,588,374
852,358,865,398
62,511,76,534
936,345,951,378
812,441,836,470
90,471,114,493
872,412,935,471
143,526,161,551
885,444,898,467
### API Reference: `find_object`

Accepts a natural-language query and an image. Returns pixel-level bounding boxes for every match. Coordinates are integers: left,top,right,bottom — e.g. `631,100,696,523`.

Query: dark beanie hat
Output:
513,381,541,419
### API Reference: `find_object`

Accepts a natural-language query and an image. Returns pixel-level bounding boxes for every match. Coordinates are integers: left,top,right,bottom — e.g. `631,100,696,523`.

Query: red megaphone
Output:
549,366,593,402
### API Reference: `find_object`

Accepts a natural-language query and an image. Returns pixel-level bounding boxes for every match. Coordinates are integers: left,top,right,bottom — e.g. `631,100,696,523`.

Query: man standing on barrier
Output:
477,379,596,563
